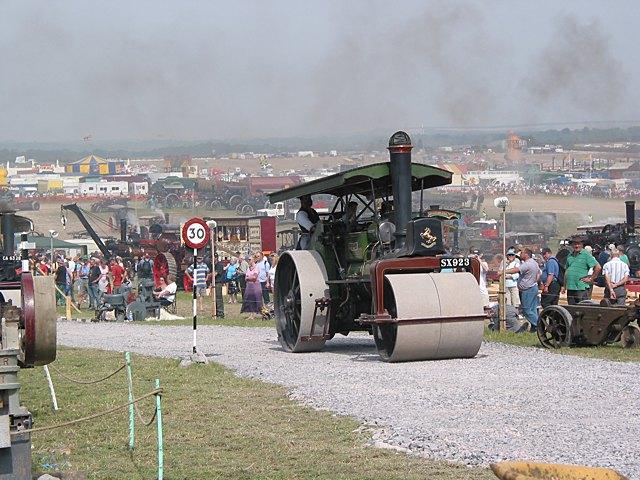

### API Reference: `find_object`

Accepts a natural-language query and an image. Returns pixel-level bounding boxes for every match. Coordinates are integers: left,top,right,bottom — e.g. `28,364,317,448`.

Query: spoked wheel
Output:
621,325,640,348
537,305,573,349
241,204,255,215
228,194,242,210
274,251,328,353
210,199,222,210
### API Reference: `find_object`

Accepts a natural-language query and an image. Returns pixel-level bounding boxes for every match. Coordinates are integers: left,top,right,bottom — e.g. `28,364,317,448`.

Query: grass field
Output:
23,348,493,480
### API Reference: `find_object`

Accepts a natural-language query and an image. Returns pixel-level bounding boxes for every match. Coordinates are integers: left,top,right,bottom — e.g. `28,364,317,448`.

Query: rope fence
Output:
40,351,164,480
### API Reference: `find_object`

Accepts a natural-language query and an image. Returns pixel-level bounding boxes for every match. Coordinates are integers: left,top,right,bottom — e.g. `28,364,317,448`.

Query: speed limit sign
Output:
181,218,211,250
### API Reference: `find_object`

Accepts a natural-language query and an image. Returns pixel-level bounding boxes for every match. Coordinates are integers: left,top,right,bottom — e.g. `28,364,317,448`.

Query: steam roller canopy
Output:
20,273,57,366
373,272,484,362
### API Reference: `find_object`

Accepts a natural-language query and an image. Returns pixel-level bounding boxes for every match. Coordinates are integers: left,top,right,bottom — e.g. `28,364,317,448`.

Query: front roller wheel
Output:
373,272,485,362
274,251,329,353
537,305,572,348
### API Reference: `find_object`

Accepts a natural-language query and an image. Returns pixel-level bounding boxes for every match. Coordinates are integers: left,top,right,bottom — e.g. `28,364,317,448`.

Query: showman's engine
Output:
0,208,57,479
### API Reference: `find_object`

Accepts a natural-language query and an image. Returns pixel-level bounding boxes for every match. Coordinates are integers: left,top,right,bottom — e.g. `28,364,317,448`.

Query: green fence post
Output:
125,352,135,450
155,378,164,480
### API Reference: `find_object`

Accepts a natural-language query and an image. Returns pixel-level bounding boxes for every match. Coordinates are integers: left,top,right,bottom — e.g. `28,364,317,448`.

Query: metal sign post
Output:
181,218,211,362
192,248,198,353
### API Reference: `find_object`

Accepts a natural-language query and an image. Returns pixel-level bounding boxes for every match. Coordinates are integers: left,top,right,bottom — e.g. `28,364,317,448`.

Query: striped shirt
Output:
187,263,210,287
602,257,629,285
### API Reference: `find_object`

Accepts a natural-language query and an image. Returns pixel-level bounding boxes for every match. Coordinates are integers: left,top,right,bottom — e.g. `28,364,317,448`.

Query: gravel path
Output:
58,322,640,478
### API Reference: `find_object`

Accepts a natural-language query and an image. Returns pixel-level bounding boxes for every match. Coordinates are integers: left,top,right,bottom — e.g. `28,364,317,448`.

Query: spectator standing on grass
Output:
186,255,210,310
540,248,561,307
213,253,225,318
617,244,630,266
256,252,271,304
563,239,601,305
137,253,154,281
224,257,239,304
87,258,102,309
54,260,68,306
109,258,127,294
584,245,595,300
267,254,278,293
503,248,521,307
75,257,90,307
98,259,110,295
603,248,630,306
236,252,248,299
505,248,540,331
241,255,263,319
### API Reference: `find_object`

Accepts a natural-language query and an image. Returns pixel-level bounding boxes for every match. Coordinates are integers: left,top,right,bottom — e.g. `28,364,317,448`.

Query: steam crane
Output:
60,203,124,259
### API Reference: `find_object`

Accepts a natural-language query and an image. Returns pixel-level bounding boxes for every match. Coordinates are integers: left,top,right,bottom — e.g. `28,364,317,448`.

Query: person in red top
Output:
109,259,127,294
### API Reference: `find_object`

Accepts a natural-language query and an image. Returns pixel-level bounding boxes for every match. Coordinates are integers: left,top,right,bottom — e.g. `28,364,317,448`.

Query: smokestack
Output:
120,219,127,242
388,131,413,249
626,200,635,236
2,213,15,256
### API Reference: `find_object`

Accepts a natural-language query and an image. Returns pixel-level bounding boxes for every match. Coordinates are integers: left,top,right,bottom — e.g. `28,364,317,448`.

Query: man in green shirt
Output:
562,239,601,305
616,244,630,266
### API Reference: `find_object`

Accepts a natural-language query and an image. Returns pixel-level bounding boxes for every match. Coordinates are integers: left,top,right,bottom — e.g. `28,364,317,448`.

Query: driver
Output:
296,195,319,249
341,201,358,230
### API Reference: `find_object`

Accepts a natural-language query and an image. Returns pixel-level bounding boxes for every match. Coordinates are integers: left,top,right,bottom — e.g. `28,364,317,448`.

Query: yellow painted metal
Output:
490,461,629,480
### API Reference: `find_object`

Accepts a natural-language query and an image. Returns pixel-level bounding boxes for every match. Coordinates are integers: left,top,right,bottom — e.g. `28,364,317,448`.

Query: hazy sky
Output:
1,0,639,142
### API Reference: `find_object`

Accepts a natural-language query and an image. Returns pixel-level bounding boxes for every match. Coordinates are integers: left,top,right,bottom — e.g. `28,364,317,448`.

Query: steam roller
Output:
0,210,58,477
270,131,486,362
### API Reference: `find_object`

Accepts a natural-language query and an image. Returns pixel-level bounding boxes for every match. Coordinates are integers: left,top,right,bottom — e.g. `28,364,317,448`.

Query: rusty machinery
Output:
0,209,57,478
268,132,485,362
559,200,640,273
537,302,640,349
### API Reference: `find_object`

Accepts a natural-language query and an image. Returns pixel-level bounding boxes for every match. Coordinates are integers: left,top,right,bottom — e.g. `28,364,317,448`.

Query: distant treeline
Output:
2,126,640,163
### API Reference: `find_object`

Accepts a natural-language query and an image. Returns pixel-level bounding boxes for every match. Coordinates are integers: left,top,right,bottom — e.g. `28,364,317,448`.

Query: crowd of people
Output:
480,239,632,333
31,254,130,309
442,183,640,199
30,248,280,321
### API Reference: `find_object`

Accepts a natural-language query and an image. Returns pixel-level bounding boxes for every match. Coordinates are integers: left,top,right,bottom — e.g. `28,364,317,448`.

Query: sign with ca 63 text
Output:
181,218,211,250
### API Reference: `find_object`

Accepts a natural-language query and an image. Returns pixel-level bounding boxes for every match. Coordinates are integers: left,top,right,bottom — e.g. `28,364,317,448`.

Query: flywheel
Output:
20,273,57,366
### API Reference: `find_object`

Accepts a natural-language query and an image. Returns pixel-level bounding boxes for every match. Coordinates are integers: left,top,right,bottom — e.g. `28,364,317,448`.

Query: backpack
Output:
139,260,152,277
549,257,564,286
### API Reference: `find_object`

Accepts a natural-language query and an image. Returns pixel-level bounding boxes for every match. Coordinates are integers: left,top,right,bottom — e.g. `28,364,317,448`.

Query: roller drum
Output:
373,272,484,362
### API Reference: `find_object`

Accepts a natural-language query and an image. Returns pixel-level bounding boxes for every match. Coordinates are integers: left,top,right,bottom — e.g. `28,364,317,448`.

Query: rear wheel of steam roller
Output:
373,272,485,362
537,305,572,349
20,273,57,366
274,251,329,353
621,325,640,348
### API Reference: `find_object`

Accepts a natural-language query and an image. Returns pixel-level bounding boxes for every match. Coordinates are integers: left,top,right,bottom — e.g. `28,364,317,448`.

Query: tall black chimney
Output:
388,131,413,249
120,219,127,242
626,200,636,238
